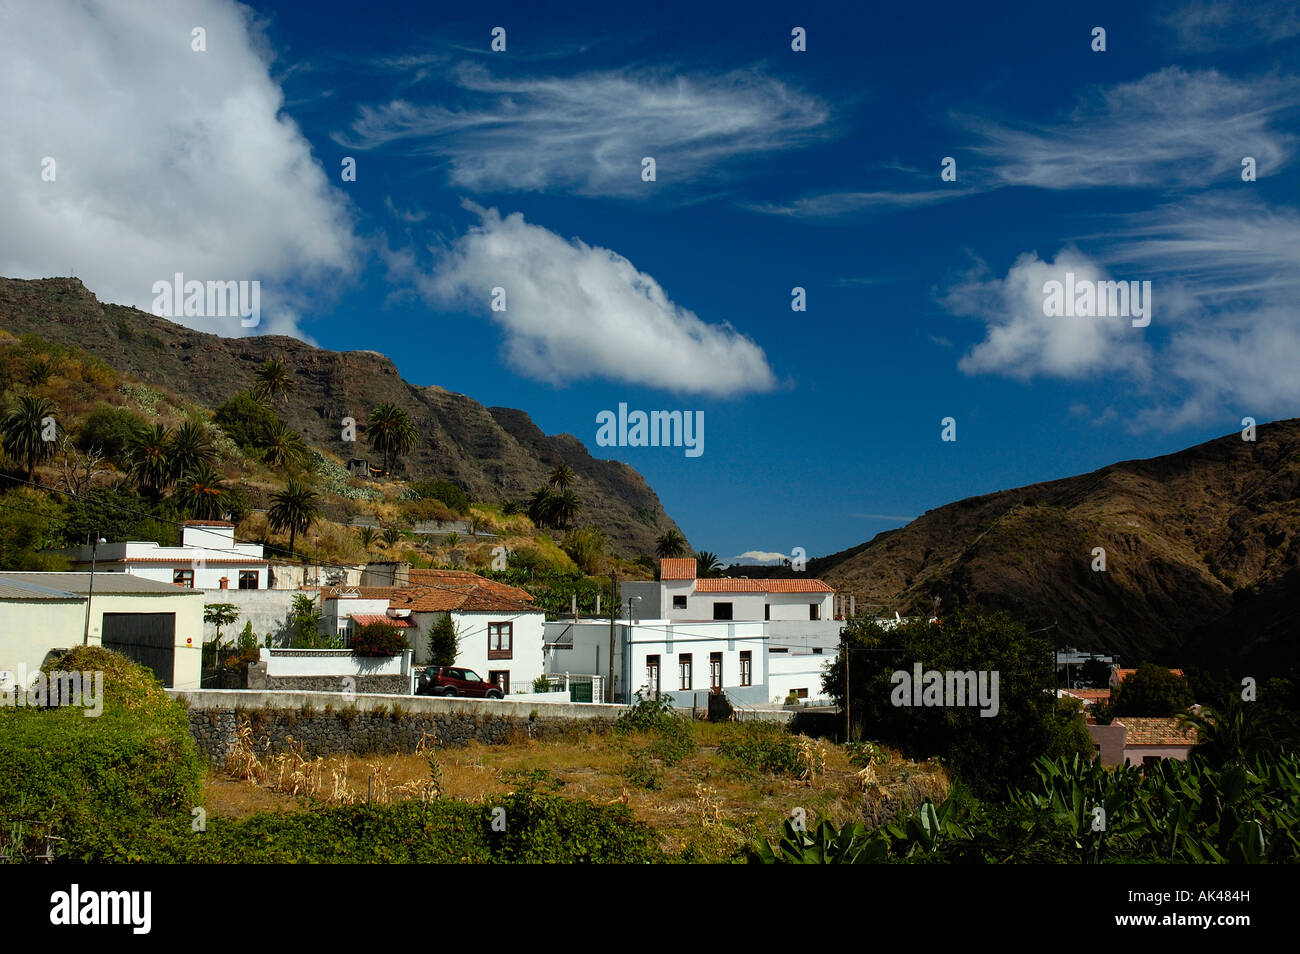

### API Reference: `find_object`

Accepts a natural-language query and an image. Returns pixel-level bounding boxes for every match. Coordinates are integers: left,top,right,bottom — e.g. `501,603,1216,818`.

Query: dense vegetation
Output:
754,750,1300,864
824,608,1093,797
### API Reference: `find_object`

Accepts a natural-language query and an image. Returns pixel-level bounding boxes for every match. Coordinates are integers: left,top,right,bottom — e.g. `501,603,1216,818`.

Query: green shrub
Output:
0,648,203,862
410,479,471,514
718,723,806,777
58,793,664,863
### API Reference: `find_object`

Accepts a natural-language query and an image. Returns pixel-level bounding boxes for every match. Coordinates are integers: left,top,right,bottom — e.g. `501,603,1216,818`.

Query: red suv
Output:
417,666,504,699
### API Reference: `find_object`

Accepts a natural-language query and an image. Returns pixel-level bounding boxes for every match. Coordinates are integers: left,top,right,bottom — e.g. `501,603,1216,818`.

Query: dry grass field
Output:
204,719,949,860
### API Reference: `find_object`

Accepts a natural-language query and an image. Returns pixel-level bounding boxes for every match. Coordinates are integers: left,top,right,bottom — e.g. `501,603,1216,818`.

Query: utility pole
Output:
82,534,105,645
842,625,851,742
606,571,616,703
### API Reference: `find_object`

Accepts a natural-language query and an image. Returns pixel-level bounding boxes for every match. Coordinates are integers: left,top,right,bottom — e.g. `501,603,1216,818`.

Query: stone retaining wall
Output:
172,689,625,763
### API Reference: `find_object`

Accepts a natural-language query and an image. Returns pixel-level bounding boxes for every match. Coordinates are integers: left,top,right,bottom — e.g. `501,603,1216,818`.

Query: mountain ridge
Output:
0,276,681,557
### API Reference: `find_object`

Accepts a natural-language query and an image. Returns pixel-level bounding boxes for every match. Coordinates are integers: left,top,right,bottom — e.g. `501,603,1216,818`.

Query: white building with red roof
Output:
320,569,544,695
61,520,269,591
547,559,843,705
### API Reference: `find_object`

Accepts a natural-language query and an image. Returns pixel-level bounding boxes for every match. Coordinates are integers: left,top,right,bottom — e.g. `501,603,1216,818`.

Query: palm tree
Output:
366,402,420,474
501,499,523,517
382,526,402,547
548,462,576,491
357,526,378,550
169,420,216,481
552,489,582,530
261,420,308,471
695,550,722,577
528,486,559,528
268,477,320,558
252,357,296,405
175,463,227,520
128,423,174,497
655,528,688,559
1,395,59,482
1179,697,1281,768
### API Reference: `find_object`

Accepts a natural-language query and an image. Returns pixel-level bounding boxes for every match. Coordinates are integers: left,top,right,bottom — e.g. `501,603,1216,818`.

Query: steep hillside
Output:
818,421,1300,669
0,276,679,556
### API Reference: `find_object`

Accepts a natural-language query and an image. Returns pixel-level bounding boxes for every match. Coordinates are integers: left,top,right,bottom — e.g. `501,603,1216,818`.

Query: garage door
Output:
102,612,176,687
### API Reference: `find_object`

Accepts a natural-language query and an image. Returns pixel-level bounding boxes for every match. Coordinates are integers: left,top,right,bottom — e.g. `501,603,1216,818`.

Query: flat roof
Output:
0,572,199,598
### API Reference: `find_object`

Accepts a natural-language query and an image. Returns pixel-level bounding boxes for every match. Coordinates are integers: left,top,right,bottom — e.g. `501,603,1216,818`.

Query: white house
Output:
545,617,770,706
320,569,545,696
62,520,269,591
618,559,842,704
0,571,204,689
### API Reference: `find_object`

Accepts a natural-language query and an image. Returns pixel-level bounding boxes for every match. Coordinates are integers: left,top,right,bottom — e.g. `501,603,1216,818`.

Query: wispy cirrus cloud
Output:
412,204,777,396
755,67,1298,222
336,63,830,197
1159,0,1300,52
746,187,974,220
959,67,1300,190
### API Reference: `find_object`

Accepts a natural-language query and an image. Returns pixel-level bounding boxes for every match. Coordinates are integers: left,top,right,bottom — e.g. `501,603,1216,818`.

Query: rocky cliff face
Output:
816,420,1300,669
0,276,680,556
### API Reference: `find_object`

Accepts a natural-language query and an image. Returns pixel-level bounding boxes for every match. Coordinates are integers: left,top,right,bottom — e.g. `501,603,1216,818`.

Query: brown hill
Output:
817,420,1300,669
0,276,680,557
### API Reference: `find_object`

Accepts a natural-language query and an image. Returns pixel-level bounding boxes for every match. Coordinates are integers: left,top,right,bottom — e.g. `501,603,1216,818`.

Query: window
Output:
488,622,513,659
764,603,770,621
740,651,752,687
679,653,692,690
461,670,483,683
712,602,733,621
795,688,808,699
809,603,820,620
173,568,194,588
488,671,510,694
672,595,687,610
709,652,723,691
238,570,258,590
645,655,661,695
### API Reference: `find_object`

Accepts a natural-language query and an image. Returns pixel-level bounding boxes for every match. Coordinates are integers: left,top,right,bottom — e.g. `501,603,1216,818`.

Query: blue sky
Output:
4,0,1299,562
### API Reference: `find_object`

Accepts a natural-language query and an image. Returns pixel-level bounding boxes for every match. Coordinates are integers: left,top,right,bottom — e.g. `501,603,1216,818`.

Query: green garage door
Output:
102,612,176,687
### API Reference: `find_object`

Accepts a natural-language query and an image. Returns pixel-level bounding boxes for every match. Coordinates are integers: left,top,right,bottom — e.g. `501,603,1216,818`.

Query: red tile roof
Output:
182,520,235,527
1116,668,1184,682
659,558,696,580
1118,717,1197,746
350,613,412,628
695,577,834,593
326,571,537,614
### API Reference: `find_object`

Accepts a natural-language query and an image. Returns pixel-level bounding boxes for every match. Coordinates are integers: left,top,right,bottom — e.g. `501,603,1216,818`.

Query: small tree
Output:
204,602,240,648
286,593,324,648
427,613,460,667
1111,663,1195,717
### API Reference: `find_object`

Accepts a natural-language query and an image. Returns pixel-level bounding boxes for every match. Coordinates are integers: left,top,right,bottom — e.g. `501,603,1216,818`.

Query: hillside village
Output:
0,280,1296,867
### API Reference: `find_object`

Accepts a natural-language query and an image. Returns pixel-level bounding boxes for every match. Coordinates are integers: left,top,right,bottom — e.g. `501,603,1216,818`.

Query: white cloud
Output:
730,551,789,565
959,67,1300,189
0,0,360,337
418,205,776,396
949,195,1300,428
337,63,829,197
945,249,1153,381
